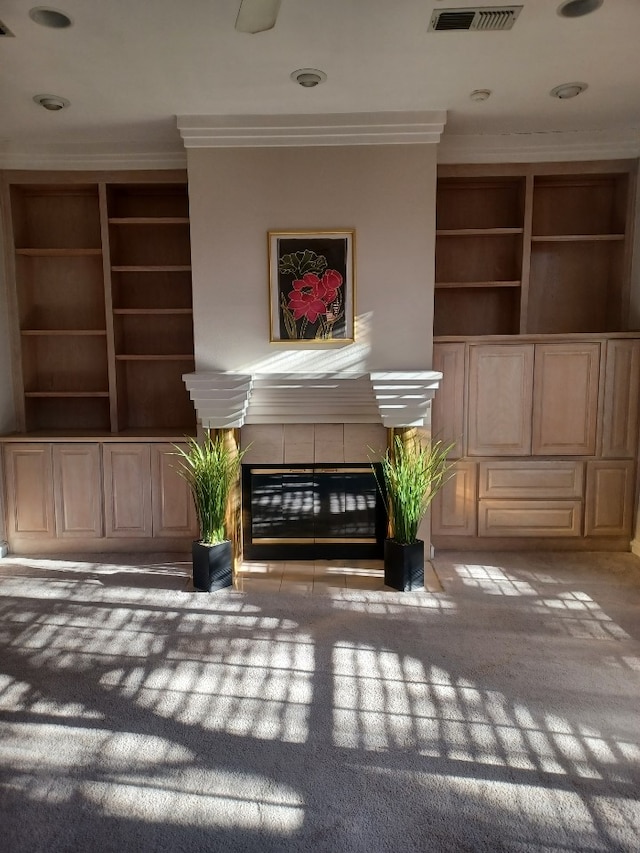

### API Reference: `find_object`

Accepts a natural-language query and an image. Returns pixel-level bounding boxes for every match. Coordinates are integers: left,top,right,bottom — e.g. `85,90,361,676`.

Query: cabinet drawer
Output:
478,460,583,499
478,499,582,537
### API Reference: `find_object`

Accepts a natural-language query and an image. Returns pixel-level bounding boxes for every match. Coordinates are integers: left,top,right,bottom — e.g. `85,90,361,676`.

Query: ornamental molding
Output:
177,111,447,148
0,139,186,170
438,127,640,164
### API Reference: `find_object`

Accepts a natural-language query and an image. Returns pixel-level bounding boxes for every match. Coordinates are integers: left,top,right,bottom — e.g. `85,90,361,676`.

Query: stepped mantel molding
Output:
183,370,443,429
177,111,447,148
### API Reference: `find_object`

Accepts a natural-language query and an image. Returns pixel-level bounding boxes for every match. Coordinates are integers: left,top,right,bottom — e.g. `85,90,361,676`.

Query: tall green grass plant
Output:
376,434,454,545
173,433,246,545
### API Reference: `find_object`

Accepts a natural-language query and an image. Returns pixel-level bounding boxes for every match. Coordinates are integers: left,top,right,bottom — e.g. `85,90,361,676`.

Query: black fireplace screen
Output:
242,464,387,560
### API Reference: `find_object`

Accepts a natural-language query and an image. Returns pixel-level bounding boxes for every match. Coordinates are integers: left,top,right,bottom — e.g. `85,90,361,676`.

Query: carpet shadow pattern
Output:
0,551,639,852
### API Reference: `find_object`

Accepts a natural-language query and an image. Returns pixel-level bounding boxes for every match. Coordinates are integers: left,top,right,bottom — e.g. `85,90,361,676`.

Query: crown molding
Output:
438,127,640,163
177,111,448,148
0,140,186,170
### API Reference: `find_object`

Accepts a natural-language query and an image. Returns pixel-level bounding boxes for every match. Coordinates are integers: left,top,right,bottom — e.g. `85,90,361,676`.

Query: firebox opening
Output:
242,464,387,561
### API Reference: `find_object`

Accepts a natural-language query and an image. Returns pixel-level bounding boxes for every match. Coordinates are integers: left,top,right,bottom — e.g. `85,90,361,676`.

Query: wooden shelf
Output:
531,234,625,242
108,217,189,225
115,354,195,361
24,391,110,398
21,329,107,336
436,281,521,289
436,228,524,237
112,265,191,272
16,248,102,257
112,308,192,315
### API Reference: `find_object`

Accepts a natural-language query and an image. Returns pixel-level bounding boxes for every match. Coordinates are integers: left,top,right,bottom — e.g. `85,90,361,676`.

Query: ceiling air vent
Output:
429,6,523,32
0,19,15,36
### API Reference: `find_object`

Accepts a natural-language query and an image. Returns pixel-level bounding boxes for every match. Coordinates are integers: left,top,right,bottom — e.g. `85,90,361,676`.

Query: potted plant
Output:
173,432,247,592
375,433,454,591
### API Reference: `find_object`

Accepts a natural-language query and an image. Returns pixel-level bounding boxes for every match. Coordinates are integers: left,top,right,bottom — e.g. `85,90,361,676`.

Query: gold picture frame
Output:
268,229,355,344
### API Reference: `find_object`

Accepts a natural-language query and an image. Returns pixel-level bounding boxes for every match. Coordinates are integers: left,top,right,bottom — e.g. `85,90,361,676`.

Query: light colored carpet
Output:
1,551,639,852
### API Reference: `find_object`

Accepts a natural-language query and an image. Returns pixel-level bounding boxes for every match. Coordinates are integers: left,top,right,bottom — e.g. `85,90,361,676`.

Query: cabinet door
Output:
432,342,465,458
601,340,640,458
584,460,635,536
53,444,103,538
103,443,152,537
151,444,198,538
468,344,534,456
532,342,600,456
431,461,477,537
3,444,55,538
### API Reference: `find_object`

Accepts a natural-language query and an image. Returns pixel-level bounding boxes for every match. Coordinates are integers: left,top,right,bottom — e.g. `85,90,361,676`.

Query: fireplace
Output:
242,464,387,560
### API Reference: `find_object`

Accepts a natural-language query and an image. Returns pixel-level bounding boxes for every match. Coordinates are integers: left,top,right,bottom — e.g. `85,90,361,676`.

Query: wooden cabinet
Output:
1,172,196,434
431,342,465,457
585,460,635,536
1,439,198,551
151,443,198,538
52,444,102,537
601,339,640,458
434,163,636,338
103,443,153,537
432,335,639,547
468,344,534,456
3,443,55,538
104,442,198,539
431,461,477,537
532,342,600,456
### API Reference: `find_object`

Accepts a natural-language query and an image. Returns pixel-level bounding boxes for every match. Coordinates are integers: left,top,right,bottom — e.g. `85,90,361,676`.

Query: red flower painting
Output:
272,234,352,341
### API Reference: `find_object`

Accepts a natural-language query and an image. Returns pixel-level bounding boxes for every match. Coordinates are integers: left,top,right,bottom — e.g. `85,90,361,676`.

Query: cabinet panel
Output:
432,343,465,458
431,461,477,537
3,444,55,537
151,444,198,538
478,500,581,537
53,444,103,537
479,460,583,499
103,443,152,537
532,343,600,456
584,460,635,536
601,340,640,458
468,344,534,456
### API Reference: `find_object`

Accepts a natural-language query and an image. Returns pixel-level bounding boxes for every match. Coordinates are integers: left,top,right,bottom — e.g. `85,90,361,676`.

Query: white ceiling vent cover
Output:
429,6,523,32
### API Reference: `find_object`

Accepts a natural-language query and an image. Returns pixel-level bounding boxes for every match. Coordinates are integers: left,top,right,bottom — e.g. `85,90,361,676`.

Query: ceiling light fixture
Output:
28,7,73,28
550,82,588,99
557,0,603,17
470,89,492,102
33,94,70,111
290,68,327,88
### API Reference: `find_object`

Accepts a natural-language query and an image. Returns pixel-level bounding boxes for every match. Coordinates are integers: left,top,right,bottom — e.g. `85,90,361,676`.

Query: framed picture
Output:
268,230,355,343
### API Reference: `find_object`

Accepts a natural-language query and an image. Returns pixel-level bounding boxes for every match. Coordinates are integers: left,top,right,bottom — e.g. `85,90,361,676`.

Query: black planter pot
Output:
384,539,425,591
192,540,233,592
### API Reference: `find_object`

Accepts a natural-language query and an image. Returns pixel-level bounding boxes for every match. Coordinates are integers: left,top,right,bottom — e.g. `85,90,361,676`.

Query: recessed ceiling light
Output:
550,82,588,99
28,7,73,28
33,94,70,111
290,68,327,88
470,89,492,102
557,0,603,18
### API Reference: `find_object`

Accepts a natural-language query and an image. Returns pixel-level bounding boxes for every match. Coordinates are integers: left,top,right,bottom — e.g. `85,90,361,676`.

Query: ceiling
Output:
1,0,639,161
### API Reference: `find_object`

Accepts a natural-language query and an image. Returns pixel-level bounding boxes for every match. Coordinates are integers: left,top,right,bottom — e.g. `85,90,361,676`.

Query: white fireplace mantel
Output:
183,370,443,429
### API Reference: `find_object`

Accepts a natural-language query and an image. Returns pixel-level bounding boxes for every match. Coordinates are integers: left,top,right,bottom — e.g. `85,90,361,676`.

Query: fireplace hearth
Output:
242,464,387,560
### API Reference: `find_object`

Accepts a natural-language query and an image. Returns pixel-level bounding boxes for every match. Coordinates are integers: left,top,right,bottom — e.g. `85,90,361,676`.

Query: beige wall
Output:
186,144,437,373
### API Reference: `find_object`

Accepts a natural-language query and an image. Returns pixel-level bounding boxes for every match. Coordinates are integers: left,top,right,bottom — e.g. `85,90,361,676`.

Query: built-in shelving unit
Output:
1,172,196,434
434,163,637,338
